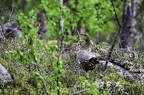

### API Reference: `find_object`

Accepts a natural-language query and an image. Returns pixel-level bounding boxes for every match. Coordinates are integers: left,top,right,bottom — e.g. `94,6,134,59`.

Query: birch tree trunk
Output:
58,0,64,50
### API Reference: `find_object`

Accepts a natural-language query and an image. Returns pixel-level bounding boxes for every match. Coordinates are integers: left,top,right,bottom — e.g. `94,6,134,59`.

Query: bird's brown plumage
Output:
80,33,93,51
76,33,99,72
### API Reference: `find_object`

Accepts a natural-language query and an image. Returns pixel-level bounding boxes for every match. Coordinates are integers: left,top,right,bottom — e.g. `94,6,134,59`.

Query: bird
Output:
76,33,99,72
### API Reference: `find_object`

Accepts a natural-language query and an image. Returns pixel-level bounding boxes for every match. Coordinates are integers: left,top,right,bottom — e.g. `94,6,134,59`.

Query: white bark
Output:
58,0,64,49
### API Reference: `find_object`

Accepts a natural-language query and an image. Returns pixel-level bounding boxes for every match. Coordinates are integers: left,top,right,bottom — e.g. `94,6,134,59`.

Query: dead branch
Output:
102,0,128,74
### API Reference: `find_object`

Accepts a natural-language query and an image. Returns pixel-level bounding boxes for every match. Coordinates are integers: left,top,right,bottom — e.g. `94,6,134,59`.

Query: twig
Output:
102,27,122,73
36,63,48,95
110,0,121,26
72,70,81,95
34,58,48,95
0,24,5,39
56,45,67,95
74,89,89,95
73,80,79,95
76,30,82,50
8,6,14,23
102,0,128,75
76,30,81,43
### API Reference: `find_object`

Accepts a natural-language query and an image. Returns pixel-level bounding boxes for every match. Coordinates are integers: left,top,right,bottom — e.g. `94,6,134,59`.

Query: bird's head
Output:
79,33,94,51
80,33,93,46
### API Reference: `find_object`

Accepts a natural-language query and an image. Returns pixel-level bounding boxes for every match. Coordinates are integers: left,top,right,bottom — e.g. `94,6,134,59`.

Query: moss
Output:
0,39,144,95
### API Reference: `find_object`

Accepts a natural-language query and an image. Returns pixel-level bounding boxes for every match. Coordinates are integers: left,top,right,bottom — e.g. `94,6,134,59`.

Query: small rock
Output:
0,64,12,85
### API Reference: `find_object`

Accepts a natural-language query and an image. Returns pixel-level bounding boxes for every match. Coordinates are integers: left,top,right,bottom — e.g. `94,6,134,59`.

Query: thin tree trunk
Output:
58,0,64,49
120,0,138,51
20,0,28,10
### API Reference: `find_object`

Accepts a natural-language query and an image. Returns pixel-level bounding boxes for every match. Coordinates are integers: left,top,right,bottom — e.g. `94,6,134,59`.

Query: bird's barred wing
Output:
77,50,96,63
